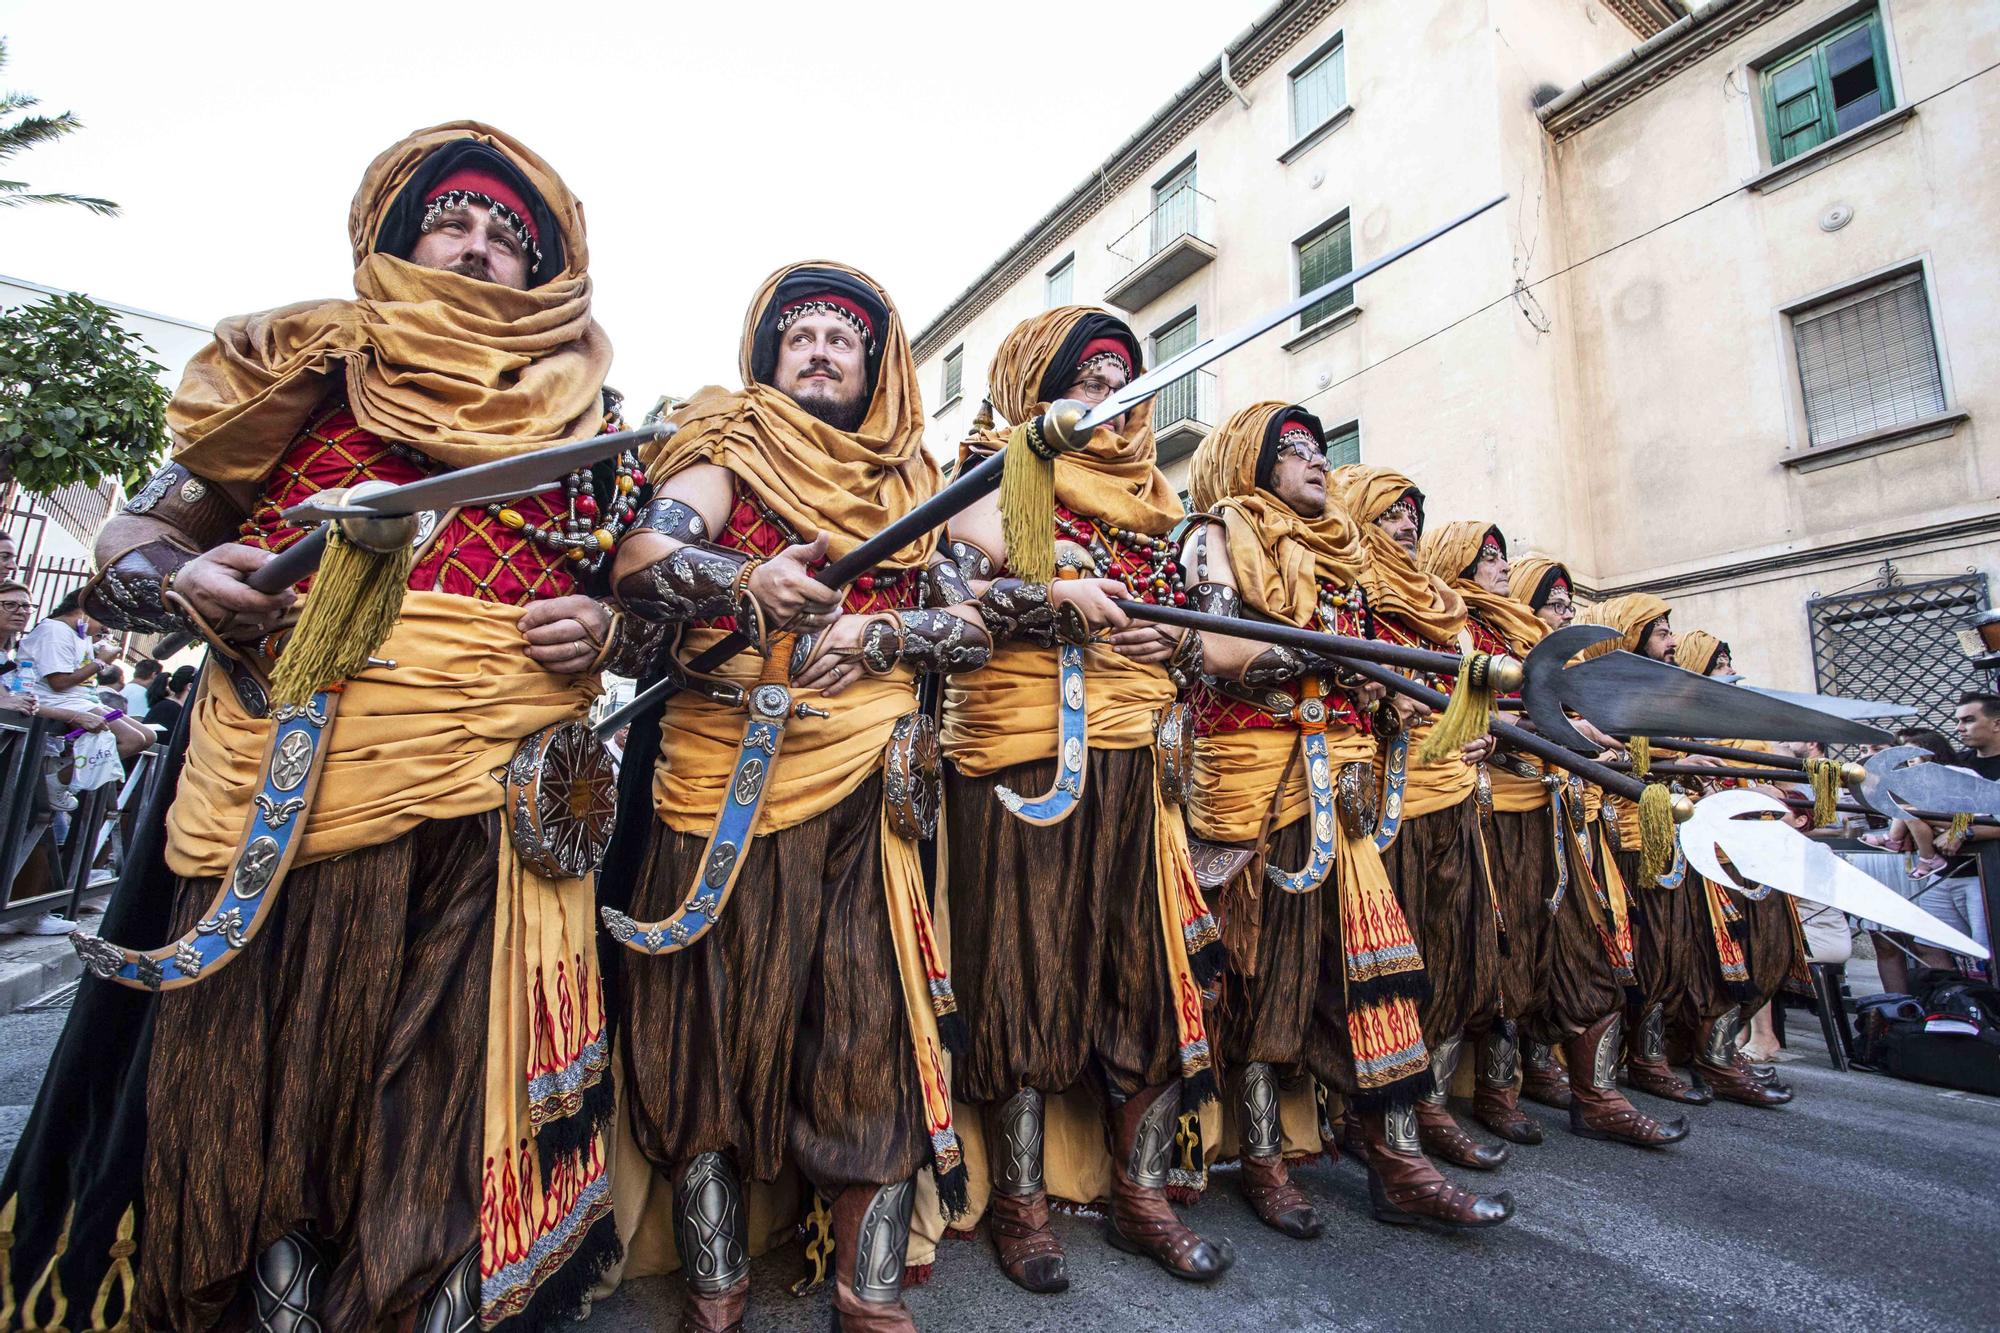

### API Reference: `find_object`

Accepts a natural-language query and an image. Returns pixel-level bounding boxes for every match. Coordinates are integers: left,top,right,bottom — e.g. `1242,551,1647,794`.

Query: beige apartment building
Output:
910,0,1998,724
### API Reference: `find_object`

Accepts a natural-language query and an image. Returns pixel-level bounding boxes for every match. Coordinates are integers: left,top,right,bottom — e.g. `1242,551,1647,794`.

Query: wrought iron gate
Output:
1806,562,1989,737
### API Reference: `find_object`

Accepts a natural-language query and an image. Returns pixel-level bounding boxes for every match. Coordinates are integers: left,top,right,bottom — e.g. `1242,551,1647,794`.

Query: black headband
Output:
1529,563,1571,610
1255,407,1325,491
1037,312,1141,406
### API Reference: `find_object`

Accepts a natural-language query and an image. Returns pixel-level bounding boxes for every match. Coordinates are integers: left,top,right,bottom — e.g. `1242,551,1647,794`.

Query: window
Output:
1296,214,1353,331
1791,269,1945,446
1761,11,1893,164
1152,309,1198,366
1324,421,1360,468
1290,35,1347,141
1151,310,1201,427
1046,254,1075,307
941,345,963,406
1151,158,1198,254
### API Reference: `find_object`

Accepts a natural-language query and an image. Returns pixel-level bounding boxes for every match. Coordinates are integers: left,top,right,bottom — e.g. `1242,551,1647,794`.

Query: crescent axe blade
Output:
1882,753,2000,819
1518,624,1620,753
1549,649,1898,746
1858,746,1924,821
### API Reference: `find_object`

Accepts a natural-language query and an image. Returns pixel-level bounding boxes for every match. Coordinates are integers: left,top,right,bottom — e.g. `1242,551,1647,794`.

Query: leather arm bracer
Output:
81,537,202,634
972,578,1055,647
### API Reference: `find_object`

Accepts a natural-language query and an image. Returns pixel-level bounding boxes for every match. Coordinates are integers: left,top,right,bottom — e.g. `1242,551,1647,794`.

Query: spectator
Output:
0,530,17,584
97,662,127,712
1912,695,2000,968
1857,727,1961,993
122,658,160,718
1860,727,1954,879
0,581,31,669
143,665,196,734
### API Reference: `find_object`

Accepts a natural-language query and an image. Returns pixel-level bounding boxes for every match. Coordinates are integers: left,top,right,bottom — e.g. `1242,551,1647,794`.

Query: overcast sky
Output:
0,0,1259,407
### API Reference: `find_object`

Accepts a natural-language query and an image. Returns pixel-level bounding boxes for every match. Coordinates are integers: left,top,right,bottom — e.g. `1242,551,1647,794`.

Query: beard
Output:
788,373,869,432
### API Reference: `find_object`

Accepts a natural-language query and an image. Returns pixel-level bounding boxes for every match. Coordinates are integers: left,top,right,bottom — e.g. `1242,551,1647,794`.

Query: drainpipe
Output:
1219,47,1253,110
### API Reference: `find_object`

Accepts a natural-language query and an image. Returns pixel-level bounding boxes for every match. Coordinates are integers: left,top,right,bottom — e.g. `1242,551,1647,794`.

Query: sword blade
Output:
1075,194,1507,432
281,423,671,524
1562,651,1895,746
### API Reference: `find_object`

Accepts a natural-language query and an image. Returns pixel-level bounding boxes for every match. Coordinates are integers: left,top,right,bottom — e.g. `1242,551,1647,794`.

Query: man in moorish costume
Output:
1577,595,1712,1107
1326,468,1510,1174
941,307,1232,1292
1670,630,1798,1108
10,123,633,1330
604,262,984,1332
1423,530,1688,1150
1178,405,1512,1231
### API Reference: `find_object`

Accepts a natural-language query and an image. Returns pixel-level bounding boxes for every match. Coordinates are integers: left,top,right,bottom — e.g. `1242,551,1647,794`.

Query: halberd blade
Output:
1683,790,1986,958
1856,745,1923,821
1555,650,1895,746
1518,624,1619,753
282,423,670,525
1880,753,2000,819
1744,683,1918,723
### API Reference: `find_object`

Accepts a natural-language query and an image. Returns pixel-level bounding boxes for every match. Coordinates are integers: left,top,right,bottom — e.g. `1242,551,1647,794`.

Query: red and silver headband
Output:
776,295,878,354
419,168,543,275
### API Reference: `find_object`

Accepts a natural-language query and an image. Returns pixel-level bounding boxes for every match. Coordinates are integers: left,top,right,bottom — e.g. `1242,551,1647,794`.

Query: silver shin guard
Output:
674,1152,750,1296
1239,1062,1284,1160
413,1248,480,1333
1586,1012,1624,1091
851,1180,916,1304
991,1087,1047,1197
1424,1035,1464,1107
1701,1009,1742,1067
1480,1027,1520,1091
1383,1103,1422,1155
1638,1003,1669,1063
251,1231,326,1333
1128,1083,1180,1188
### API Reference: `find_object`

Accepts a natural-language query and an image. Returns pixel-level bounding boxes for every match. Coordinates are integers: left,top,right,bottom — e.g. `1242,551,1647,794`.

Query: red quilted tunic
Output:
1191,583,1370,738
690,478,924,635
241,400,581,605
1464,611,1521,701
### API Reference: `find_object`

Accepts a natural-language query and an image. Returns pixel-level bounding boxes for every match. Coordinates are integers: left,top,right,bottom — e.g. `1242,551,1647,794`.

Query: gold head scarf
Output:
978,306,1183,538
1579,592,1672,658
1326,464,1465,646
1419,520,1548,656
1507,554,1570,612
642,260,942,568
170,121,611,483
1678,630,1725,677
1187,402,1366,625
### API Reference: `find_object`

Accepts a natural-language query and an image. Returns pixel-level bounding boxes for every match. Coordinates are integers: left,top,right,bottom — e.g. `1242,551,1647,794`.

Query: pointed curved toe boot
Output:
1360,1107,1514,1230
1565,1013,1690,1148
1106,1082,1235,1282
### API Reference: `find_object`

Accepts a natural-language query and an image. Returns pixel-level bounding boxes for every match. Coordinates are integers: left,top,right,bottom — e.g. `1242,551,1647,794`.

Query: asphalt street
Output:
1,1006,1993,1332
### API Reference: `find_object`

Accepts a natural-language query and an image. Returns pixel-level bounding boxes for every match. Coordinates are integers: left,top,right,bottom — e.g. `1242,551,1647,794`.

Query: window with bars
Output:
941,345,963,406
1791,269,1945,446
1151,311,1200,427
1325,421,1360,468
1152,159,1198,255
1809,569,1988,739
1046,254,1074,307
1761,11,1893,164
1296,213,1354,331
1290,36,1347,141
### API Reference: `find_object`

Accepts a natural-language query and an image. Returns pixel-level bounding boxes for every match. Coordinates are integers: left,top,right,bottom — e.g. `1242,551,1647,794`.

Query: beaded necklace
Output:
487,450,647,574
1055,511,1187,606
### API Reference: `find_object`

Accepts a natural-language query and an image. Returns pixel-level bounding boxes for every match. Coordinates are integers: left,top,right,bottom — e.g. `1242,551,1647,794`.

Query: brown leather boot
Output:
1416,1036,1509,1170
1623,1002,1711,1105
1470,1028,1543,1146
1693,1011,1793,1108
985,1088,1068,1293
1237,1062,1321,1239
1359,1105,1513,1229
1105,1082,1233,1282
830,1180,917,1332
1564,1013,1689,1147
1519,1037,1574,1109
674,1153,752,1332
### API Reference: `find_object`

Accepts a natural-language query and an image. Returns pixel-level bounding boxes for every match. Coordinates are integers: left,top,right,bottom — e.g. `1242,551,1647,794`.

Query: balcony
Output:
1105,186,1217,312
1149,368,1216,464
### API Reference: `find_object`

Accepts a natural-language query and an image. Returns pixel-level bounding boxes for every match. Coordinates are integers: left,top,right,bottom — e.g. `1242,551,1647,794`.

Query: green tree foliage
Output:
0,292,170,493
0,36,117,214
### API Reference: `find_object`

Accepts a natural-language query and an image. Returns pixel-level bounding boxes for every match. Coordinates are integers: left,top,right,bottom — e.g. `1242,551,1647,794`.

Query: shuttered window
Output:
1325,422,1361,468
1792,270,1945,446
1291,37,1347,141
1046,254,1074,307
942,345,963,405
1297,214,1354,331
1761,12,1893,164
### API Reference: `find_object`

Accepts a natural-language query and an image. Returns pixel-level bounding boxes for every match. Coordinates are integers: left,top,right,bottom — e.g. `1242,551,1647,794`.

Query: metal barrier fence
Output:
0,715,166,930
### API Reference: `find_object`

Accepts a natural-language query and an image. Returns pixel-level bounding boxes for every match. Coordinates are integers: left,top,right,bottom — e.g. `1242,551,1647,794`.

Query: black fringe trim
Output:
1723,979,1759,1004
936,1009,969,1060
532,1068,615,1187
1183,1066,1219,1109
1497,924,1512,958
933,1152,970,1221
1347,1064,1435,1113
493,1207,621,1333
1189,939,1227,987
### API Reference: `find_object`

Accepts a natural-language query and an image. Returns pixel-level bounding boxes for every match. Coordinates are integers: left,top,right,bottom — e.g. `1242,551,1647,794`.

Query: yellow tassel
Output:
1949,812,1973,843
268,526,415,707
1804,758,1841,828
1414,653,1496,766
999,421,1056,586
1628,734,1652,778
1638,783,1676,887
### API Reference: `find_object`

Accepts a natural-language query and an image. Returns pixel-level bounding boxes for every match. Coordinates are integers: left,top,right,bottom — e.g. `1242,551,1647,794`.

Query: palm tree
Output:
0,37,117,215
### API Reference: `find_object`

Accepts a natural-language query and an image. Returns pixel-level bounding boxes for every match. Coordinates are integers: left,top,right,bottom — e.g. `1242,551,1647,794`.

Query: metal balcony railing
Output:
1109,185,1217,271
1152,368,1216,435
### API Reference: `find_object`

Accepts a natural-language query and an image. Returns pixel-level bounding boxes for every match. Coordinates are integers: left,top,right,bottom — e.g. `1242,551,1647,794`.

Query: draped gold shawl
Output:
1418,520,1549,658
170,122,610,483
1327,465,1465,646
1507,553,1569,613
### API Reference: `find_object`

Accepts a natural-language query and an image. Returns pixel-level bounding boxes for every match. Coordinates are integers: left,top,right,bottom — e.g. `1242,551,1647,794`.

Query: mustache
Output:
447,253,492,279
796,359,843,382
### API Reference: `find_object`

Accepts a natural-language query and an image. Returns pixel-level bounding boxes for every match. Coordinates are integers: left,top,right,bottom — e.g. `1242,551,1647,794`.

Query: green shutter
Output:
1762,11,1892,165
1298,217,1354,330
1765,53,1827,163
1324,424,1360,468
943,348,962,403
